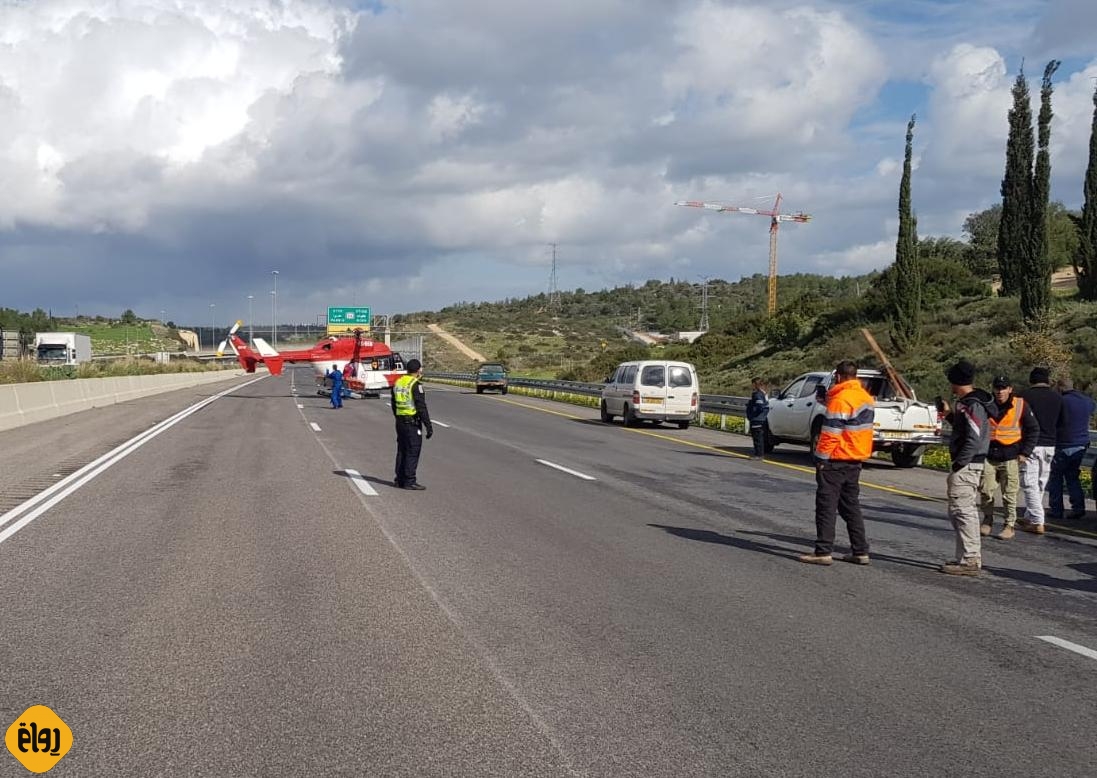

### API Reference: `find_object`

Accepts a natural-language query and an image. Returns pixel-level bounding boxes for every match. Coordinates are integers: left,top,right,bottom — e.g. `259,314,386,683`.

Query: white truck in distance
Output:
763,369,942,468
35,332,92,366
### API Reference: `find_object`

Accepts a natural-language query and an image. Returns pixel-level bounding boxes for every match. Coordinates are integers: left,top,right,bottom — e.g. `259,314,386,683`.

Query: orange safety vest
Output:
815,379,875,462
990,397,1025,445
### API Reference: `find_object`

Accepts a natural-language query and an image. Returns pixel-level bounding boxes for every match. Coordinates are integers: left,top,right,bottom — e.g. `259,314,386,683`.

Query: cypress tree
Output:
1021,60,1060,328
997,68,1034,297
1076,83,1097,300
890,114,921,353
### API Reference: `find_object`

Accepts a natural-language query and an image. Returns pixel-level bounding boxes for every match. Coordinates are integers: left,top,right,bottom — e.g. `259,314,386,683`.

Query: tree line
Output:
888,61,1097,352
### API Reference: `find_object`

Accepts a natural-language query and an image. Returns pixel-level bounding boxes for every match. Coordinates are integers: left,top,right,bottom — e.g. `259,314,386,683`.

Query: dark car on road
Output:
475,363,508,394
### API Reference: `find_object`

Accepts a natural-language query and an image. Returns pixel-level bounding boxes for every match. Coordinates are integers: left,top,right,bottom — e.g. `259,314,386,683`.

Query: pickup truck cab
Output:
764,369,942,467
475,363,508,394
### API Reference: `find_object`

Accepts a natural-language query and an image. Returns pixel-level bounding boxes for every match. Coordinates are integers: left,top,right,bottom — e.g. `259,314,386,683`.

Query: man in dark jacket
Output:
746,377,770,459
391,359,434,490
979,375,1039,540
1018,367,1062,534
1048,377,1095,521
940,360,992,575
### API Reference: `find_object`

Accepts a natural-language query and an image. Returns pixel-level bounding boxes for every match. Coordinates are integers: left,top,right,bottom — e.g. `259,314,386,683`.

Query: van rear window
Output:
641,366,665,387
668,366,692,388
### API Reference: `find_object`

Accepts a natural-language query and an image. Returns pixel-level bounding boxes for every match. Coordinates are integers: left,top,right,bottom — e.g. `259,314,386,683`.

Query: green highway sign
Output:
327,307,371,327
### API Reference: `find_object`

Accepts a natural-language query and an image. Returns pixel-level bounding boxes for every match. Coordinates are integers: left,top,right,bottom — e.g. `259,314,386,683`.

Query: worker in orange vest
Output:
799,360,874,566
980,375,1038,540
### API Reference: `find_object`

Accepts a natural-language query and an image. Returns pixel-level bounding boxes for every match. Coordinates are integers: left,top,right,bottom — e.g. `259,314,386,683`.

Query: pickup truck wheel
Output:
809,419,824,457
677,420,690,430
624,405,637,427
501,387,508,395
476,387,483,394
600,400,613,423
891,445,923,468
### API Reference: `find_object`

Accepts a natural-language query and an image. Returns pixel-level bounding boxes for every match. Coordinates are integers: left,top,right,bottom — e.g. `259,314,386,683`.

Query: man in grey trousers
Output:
940,360,993,576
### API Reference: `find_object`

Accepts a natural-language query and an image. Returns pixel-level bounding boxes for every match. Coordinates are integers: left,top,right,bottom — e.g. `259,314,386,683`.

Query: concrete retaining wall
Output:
0,370,251,432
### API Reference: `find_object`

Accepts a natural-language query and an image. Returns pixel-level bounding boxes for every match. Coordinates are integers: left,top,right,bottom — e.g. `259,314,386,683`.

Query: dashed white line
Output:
310,422,322,432
433,420,451,428
296,404,304,409
1037,636,1097,661
536,459,597,481
344,469,379,497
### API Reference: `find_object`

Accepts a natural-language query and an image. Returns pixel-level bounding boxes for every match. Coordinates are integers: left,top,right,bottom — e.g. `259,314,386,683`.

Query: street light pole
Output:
271,270,279,349
247,295,254,346
209,303,215,352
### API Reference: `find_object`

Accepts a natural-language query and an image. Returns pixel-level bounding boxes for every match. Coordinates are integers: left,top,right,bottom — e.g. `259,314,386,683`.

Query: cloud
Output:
0,0,1095,326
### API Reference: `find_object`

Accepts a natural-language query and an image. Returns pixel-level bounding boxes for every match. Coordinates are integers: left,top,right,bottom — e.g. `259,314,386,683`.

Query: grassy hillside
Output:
399,265,1097,400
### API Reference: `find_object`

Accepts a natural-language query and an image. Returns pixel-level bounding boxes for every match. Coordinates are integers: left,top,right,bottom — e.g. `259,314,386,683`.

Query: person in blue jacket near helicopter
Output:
327,363,344,409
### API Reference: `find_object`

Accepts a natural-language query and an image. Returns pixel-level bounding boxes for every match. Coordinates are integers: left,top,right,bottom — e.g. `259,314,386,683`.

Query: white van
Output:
600,360,700,429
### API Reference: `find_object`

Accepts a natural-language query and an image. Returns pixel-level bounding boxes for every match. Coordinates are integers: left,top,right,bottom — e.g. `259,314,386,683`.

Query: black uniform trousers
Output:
394,419,423,486
814,460,869,556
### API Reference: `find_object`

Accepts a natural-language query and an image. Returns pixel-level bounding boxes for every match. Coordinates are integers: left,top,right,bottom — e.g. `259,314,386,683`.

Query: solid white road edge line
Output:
344,469,379,497
535,459,597,481
0,376,267,545
1036,636,1097,661
310,422,322,432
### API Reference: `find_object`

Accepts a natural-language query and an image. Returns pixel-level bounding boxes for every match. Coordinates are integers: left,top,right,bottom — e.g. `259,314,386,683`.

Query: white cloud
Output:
0,0,1095,323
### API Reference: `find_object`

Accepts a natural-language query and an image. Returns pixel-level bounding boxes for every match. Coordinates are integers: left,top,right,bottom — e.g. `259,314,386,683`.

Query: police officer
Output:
392,358,433,490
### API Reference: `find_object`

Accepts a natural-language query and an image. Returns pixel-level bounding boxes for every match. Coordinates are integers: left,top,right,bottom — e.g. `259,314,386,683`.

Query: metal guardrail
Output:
426,372,747,416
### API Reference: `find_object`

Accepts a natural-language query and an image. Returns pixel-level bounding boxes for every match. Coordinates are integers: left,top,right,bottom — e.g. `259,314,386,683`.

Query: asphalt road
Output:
1,367,1095,777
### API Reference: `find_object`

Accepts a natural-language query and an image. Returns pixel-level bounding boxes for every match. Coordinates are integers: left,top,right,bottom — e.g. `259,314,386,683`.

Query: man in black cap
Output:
979,375,1038,540
1018,367,1061,534
939,359,992,575
391,358,433,490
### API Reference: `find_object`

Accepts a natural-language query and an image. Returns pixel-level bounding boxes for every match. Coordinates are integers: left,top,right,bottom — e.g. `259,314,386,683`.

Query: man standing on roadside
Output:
799,360,873,567
392,358,433,490
980,375,1038,540
746,377,770,459
1019,367,1061,535
1047,377,1095,521
940,360,992,575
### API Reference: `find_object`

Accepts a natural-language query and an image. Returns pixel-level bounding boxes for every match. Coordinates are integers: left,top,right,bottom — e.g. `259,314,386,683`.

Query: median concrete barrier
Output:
0,370,248,432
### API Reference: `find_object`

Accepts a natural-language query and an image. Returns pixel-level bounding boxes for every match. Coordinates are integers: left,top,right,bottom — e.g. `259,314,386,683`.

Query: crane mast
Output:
675,193,812,315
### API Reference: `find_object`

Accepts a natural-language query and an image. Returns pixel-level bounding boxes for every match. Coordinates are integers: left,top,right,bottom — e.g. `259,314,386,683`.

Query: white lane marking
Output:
297,404,304,409
310,422,322,432
433,420,451,428
0,377,267,545
1037,636,1097,661
536,459,597,481
344,469,379,497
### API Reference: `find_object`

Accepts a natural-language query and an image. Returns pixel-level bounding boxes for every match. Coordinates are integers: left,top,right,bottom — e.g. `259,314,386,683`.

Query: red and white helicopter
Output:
216,321,406,398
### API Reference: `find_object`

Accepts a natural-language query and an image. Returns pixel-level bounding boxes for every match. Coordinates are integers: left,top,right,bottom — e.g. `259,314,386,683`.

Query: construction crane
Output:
674,193,812,315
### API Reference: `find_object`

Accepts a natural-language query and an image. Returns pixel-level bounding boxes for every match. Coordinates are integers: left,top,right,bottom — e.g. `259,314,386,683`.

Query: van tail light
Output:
632,390,640,405
691,392,698,408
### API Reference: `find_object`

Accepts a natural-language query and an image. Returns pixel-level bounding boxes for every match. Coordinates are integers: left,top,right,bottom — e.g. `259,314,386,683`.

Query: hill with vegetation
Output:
396,252,1097,400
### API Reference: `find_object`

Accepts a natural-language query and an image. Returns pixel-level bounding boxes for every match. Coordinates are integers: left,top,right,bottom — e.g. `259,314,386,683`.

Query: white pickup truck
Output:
763,369,942,467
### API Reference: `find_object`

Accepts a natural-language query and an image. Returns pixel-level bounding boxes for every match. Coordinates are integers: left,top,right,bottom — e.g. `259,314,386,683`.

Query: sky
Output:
0,0,1095,328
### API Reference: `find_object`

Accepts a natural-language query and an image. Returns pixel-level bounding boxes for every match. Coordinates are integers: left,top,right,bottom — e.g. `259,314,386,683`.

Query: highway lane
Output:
0,374,571,777
1,367,1095,776
304,374,1097,775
